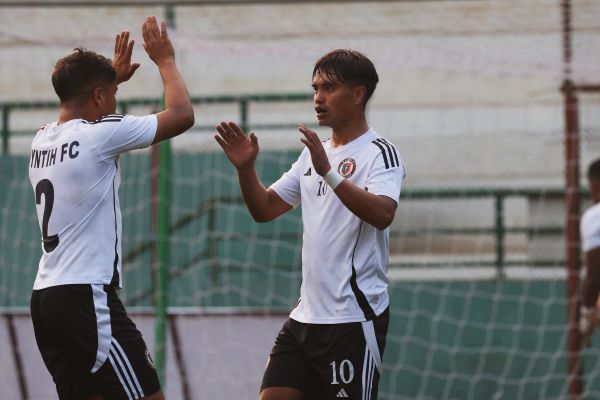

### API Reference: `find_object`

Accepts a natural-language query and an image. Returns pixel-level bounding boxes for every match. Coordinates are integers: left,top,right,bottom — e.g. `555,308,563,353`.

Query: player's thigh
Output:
92,285,161,400
260,318,325,399
31,285,104,399
311,309,390,400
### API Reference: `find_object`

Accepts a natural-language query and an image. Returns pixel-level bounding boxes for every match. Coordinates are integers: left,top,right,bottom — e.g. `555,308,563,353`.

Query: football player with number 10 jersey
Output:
215,49,405,400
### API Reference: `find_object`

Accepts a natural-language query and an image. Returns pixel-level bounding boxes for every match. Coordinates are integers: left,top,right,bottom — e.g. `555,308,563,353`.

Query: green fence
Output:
3,151,600,398
2,151,575,308
1,93,313,154
1,95,596,398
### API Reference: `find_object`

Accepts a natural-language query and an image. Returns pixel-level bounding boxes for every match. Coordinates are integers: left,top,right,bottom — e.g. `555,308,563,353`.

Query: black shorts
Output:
261,308,389,400
30,284,160,400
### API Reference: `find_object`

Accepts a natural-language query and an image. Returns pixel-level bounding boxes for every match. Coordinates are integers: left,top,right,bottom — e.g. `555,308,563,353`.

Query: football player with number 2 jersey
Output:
29,17,193,400
215,49,405,400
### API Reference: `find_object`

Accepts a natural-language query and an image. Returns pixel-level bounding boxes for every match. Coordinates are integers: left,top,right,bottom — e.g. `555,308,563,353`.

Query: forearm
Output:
332,180,396,230
582,279,600,308
159,60,193,120
237,166,273,222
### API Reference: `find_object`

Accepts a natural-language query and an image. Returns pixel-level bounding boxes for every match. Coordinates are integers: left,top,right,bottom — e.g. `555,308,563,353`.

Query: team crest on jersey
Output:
337,158,356,178
145,348,156,369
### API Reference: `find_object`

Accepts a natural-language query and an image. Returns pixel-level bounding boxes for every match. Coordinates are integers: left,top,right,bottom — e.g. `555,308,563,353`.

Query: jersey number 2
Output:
35,179,59,252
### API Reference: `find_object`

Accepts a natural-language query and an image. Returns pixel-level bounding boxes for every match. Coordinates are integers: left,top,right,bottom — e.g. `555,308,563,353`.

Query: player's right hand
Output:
141,16,175,67
214,122,259,170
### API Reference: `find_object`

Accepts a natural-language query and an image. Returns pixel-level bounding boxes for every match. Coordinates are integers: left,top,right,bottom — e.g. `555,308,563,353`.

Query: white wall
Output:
1,1,599,187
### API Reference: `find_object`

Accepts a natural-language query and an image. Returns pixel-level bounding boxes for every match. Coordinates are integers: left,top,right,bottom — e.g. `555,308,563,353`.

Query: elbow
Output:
374,221,391,231
181,107,195,130
249,207,277,223
374,201,397,230
374,212,395,231
171,104,194,132
251,213,273,223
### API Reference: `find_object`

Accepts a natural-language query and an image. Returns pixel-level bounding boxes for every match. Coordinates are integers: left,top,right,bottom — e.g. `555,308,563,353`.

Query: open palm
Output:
113,31,140,84
214,122,259,169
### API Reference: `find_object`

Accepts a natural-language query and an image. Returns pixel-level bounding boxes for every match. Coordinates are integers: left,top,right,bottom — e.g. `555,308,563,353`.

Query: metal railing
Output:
1,93,314,154
119,187,576,305
399,188,577,272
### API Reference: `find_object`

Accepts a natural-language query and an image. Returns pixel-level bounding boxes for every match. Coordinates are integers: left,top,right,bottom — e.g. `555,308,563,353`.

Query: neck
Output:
58,101,99,124
330,115,369,147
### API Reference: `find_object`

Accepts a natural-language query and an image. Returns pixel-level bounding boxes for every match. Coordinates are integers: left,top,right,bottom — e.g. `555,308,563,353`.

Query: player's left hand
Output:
113,31,140,84
299,124,331,176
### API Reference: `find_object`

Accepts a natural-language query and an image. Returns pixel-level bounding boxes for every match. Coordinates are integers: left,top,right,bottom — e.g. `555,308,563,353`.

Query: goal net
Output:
1,1,600,399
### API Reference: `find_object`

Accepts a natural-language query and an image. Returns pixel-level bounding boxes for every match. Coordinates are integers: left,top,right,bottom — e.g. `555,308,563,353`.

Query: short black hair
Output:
588,158,600,182
52,48,116,102
312,49,379,107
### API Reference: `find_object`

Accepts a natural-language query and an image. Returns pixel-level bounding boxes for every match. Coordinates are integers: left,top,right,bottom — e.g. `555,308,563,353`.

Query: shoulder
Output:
81,114,125,125
38,122,52,132
80,113,157,136
32,122,53,140
582,203,600,251
367,132,405,172
583,203,600,229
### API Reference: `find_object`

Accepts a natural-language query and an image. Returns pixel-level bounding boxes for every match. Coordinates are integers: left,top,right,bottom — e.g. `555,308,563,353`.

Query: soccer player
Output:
581,158,600,346
214,49,405,400
28,16,193,400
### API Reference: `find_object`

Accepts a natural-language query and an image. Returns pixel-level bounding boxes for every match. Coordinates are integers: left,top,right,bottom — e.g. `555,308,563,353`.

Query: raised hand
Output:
298,123,331,176
214,122,259,170
141,16,175,67
112,31,140,84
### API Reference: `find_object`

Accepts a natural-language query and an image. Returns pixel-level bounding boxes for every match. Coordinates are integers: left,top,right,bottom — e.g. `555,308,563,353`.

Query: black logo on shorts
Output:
145,348,156,369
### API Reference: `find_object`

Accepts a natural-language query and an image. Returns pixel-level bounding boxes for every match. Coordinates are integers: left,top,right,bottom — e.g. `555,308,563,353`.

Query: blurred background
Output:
1,0,600,399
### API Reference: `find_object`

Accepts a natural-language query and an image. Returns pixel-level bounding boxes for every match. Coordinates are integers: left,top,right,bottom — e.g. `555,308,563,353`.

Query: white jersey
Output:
271,128,405,323
28,114,157,290
581,202,600,252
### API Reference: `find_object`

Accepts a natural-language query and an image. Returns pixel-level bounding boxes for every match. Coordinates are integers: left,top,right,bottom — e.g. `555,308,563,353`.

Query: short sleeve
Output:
366,150,406,204
94,114,157,160
269,151,305,208
581,207,600,252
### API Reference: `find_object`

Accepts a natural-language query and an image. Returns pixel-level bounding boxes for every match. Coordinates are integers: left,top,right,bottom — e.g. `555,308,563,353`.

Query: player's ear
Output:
91,86,103,106
354,85,367,107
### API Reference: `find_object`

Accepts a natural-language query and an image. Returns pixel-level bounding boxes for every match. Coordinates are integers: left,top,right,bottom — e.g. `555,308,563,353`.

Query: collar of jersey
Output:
44,119,79,136
324,128,375,154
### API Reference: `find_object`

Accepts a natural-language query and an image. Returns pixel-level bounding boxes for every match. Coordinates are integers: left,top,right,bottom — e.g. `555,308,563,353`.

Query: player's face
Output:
312,72,359,128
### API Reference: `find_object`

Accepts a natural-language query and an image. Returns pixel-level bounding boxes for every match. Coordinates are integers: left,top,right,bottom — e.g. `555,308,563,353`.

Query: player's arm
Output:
299,124,397,230
582,248,600,308
331,181,397,230
214,122,292,222
581,247,600,345
141,16,194,144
